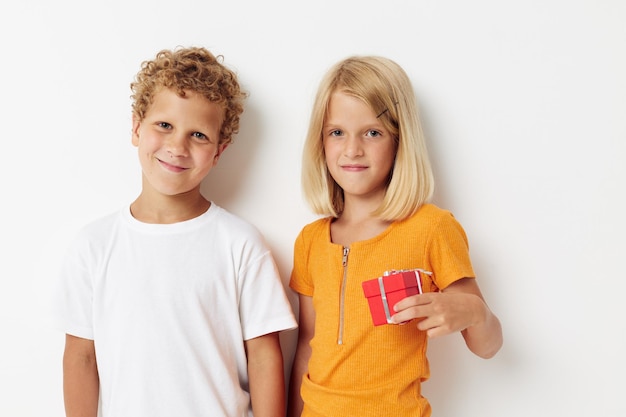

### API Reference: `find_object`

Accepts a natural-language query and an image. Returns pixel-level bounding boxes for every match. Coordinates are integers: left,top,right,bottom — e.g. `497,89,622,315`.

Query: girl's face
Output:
323,91,397,205
131,88,227,198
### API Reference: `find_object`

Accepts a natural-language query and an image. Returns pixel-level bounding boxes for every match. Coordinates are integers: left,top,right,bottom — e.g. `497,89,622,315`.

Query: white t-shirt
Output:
54,203,297,417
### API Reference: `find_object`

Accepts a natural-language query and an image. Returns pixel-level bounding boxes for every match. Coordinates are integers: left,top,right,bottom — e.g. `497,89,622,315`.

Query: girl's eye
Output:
366,129,382,138
329,129,343,137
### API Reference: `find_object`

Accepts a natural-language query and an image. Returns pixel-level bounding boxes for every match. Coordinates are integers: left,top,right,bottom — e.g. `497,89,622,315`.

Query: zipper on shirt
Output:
338,246,350,345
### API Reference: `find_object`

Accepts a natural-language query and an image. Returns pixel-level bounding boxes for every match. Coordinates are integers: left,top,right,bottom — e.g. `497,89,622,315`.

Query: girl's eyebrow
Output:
377,101,400,118
376,108,389,118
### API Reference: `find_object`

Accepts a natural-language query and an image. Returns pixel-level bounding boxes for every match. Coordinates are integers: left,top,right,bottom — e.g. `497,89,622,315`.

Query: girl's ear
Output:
131,115,141,146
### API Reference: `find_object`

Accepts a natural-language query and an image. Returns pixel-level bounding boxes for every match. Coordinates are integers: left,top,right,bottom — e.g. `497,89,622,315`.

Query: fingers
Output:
389,291,477,337
389,293,433,324
393,292,434,311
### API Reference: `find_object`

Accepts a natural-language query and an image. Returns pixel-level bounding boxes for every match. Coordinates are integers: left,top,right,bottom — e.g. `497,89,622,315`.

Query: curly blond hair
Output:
130,46,246,145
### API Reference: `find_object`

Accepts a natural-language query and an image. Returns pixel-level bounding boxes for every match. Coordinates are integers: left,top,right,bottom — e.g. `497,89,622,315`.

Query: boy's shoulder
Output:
75,208,124,238
210,204,263,236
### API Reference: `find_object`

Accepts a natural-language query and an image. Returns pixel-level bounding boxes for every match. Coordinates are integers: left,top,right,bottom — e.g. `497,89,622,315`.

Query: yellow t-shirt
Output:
290,204,475,417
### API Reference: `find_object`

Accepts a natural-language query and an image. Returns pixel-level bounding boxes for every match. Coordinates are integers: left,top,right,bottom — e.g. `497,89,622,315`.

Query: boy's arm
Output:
245,331,286,417
392,278,503,359
63,334,99,417
287,295,315,417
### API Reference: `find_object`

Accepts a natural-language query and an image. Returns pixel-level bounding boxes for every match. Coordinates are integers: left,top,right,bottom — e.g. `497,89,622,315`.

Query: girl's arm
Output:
246,332,286,417
63,334,99,417
392,278,503,359
287,294,315,417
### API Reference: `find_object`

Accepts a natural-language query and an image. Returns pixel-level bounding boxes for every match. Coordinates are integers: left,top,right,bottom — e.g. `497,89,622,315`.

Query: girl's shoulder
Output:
297,216,333,242
407,203,452,222
301,215,331,231
398,203,466,233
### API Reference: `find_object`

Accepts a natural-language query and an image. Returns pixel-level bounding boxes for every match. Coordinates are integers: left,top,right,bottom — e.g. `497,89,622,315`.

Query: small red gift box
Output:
362,269,431,326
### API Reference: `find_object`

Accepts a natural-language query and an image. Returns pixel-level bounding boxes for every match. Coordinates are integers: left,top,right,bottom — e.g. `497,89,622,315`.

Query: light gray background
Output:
1,1,624,416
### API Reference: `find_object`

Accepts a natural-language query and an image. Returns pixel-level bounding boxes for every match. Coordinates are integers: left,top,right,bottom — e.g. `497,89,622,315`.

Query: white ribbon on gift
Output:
377,269,432,324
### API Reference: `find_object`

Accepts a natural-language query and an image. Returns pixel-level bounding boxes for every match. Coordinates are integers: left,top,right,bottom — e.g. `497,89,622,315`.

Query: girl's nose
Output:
343,135,363,158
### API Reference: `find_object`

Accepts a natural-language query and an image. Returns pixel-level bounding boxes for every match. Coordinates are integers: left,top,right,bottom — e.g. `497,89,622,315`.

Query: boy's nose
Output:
165,133,188,157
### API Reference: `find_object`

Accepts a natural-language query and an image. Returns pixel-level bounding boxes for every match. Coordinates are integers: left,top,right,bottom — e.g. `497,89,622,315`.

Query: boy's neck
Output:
130,192,211,224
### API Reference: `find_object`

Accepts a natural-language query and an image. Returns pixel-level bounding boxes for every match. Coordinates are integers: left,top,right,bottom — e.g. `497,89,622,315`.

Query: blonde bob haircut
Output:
301,56,434,221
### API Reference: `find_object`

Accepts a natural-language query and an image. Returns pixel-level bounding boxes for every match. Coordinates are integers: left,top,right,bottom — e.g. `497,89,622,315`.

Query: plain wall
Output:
1,0,625,415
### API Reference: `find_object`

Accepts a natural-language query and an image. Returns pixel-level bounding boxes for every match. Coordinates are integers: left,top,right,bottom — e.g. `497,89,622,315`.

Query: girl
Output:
287,56,502,417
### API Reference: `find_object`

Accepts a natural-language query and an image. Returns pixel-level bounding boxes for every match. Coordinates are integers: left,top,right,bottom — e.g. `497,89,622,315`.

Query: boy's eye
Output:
192,132,208,141
157,122,172,129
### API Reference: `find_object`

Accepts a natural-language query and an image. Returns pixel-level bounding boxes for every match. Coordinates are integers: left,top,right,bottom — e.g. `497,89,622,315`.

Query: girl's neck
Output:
331,200,392,247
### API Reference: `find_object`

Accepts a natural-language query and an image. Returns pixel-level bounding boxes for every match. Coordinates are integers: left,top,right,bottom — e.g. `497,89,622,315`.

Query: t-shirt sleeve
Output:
288,227,314,296
426,211,476,291
238,240,297,341
52,232,95,340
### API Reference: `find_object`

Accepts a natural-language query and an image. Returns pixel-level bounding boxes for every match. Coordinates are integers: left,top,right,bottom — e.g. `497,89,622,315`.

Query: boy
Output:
54,47,297,417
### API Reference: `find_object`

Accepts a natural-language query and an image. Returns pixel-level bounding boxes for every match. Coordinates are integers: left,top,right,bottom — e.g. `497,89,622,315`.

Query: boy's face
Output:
131,88,227,198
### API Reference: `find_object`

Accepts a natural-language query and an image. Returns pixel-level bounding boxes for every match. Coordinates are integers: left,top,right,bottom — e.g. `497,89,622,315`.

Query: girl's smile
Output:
323,91,397,204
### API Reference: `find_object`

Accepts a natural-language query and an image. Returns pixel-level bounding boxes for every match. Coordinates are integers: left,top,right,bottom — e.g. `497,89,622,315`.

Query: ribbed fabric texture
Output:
290,204,475,417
